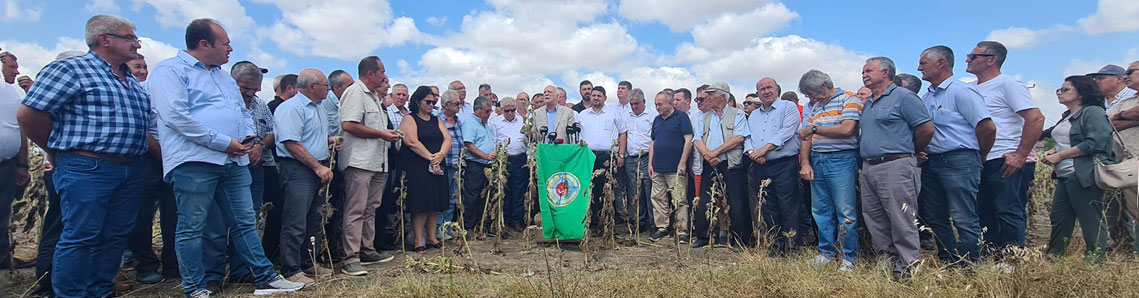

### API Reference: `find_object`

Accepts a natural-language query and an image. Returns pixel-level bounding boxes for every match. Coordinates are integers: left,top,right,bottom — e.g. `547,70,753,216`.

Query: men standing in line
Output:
797,69,862,272
532,85,577,142
460,97,496,232
578,86,629,227
916,46,995,264
691,82,750,248
965,41,1045,266
274,68,338,284
859,57,934,280
490,97,528,231
746,78,802,255
148,18,304,296
338,56,401,276
624,88,656,231
648,90,693,243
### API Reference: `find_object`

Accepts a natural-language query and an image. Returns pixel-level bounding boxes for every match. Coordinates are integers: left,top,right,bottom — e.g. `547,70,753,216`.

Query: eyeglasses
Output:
311,83,329,89
695,97,706,103
1127,69,1138,76
105,33,141,44
744,101,758,106
425,99,438,105
1092,75,1120,81
503,108,517,113
967,54,995,60
1056,87,1072,93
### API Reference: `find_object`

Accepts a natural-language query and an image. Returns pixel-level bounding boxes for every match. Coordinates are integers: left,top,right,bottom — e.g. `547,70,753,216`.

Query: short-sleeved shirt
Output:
693,106,750,161
322,93,341,136
803,89,862,152
922,79,992,153
0,83,22,160
744,99,801,160
577,106,628,152
274,93,330,161
625,109,655,157
386,104,408,149
443,115,463,167
971,74,1037,161
337,80,389,172
860,84,931,159
490,114,527,156
650,110,693,172
247,96,276,167
688,109,704,175
461,116,494,165
21,52,151,157
1106,88,1136,113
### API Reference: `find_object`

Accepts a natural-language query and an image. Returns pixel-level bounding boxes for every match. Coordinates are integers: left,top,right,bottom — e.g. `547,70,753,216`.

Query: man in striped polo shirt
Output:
796,70,863,272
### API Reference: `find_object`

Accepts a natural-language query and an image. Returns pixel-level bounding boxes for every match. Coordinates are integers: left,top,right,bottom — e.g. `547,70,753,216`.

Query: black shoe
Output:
891,270,912,282
649,230,670,242
677,234,689,244
225,274,256,284
136,269,165,284
205,280,222,294
691,237,710,248
360,252,396,265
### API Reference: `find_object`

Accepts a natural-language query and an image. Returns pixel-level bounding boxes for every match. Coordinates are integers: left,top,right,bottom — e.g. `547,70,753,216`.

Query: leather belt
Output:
68,150,137,164
864,153,912,165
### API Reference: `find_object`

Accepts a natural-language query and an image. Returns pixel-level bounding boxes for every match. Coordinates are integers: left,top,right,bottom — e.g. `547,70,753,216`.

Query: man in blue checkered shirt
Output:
17,15,151,298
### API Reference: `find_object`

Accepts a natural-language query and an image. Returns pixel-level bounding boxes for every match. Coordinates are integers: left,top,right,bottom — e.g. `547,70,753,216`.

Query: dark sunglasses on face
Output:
504,108,517,113
1056,87,1072,93
1126,69,1138,76
425,100,438,105
966,54,995,60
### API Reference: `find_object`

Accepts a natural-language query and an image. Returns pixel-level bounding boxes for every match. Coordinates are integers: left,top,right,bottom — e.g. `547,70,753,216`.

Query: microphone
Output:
547,132,557,144
539,126,548,143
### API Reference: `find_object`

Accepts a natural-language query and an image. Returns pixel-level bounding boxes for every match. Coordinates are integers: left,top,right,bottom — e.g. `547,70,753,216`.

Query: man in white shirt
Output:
489,97,528,231
965,41,1045,263
0,50,29,270
623,88,655,231
577,86,628,227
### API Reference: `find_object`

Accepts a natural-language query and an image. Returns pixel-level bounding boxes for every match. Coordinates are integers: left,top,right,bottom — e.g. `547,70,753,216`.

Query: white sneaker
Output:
838,260,854,272
808,254,833,266
254,274,306,296
993,262,1015,274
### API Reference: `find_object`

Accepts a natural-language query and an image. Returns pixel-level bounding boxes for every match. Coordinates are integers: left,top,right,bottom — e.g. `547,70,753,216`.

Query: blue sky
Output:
2,0,1137,125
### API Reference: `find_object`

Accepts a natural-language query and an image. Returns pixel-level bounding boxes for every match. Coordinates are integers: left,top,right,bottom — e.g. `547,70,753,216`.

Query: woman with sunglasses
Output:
398,86,452,253
1040,75,1114,262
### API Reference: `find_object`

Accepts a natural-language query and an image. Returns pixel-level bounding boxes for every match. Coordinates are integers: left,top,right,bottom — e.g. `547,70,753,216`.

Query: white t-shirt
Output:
0,83,22,160
1052,117,1075,178
971,74,1038,161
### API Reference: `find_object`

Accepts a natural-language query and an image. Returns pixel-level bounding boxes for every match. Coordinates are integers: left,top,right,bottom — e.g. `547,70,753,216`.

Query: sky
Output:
2,0,1138,126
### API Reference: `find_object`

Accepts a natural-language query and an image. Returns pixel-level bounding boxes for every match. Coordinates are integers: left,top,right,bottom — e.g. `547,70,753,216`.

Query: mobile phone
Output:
241,135,257,144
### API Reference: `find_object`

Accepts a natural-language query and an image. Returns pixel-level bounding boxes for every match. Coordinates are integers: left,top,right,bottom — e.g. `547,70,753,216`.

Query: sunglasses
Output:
1127,69,1138,76
425,99,438,105
504,108,517,113
967,54,995,60
1056,87,1072,93
744,101,758,105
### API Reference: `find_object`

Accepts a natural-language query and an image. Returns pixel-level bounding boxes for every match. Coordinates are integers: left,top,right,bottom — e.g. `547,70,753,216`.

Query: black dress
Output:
400,113,448,213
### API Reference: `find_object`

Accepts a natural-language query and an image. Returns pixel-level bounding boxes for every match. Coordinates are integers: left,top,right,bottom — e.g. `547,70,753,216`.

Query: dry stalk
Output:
705,171,727,252
397,173,409,255
671,169,687,262
315,142,339,271
523,138,539,248
632,149,646,245
579,168,605,266
753,178,773,253
454,150,470,255
598,140,621,248
485,141,510,253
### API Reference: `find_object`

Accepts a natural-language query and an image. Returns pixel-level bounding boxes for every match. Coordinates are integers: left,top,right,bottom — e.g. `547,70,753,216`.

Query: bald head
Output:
296,68,328,101
756,77,780,105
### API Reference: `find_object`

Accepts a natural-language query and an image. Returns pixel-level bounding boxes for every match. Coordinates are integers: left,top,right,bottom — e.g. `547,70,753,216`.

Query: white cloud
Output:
690,2,797,49
1077,0,1139,35
5,0,43,22
425,16,447,27
130,0,257,38
1025,80,1065,127
487,0,607,24
260,0,420,59
1062,47,1139,76
138,37,179,72
0,38,87,79
689,35,871,93
985,25,1071,49
618,0,774,32
86,0,120,12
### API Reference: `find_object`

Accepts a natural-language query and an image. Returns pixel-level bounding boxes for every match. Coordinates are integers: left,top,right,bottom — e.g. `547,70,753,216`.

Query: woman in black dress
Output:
399,86,452,253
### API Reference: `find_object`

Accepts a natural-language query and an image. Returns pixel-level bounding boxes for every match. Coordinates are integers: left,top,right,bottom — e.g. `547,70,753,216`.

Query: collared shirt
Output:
274,92,330,161
457,103,475,121
148,51,253,179
268,96,284,113
338,80,389,172
745,99,801,160
688,109,704,175
651,110,693,172
322,93,341,136
803,89,862,152
922,79,992,154
443,114,463,167
693,107,750,161
247,96,277,167
860,84,931,159
386,104,408,149
490,114,527,156
461,116,494,165
1107,88,1137,112
0,83,21,160
971,74,1037,161
626,108,655,157
577,106,628,152
545,107,558,132
21,52,150,157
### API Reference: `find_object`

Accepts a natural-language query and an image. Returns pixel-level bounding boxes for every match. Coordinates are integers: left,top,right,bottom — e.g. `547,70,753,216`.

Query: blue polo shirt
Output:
650,110,693,172
461,115,494,165
922,79,991,154
860,84,931,159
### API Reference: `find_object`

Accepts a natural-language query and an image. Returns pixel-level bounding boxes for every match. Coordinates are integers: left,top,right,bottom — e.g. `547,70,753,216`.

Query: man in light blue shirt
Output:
273,68,338,284
691,82,750,248
149,19,302,296
744,78,802,255
916,46,996,264
460,97,496,231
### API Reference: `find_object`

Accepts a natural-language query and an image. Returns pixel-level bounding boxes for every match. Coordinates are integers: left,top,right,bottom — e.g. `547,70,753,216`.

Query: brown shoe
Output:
303,265,334,278
286,272,315,285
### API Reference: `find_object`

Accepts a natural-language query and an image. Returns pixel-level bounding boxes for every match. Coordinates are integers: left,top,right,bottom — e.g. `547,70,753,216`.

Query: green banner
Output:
536,144,596,240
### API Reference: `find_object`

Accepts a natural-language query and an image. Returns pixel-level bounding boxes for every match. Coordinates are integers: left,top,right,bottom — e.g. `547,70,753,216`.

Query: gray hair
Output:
629,88,645,102
921,45,954,68
296,70,323,89
273,74,285,91
867,56,897,80
655,90,674,101
473,96,493,110
798,69,835,95
327,70,350,88
85,15,136,49
893,74,922,94
441,90,461,106
976,41,1008,67
499,97,517,108
556,87,566,97
56,50,87,60
230,62,264,84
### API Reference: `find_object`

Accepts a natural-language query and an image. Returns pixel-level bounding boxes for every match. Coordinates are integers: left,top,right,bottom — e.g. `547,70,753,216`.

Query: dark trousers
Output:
1047,176,1108,260
375,151,401,250
34,169,60,297
692,161,751,245
625,154,653,229
589,153,614,228
322,161,345,261
505,155,528,227
277,158,326,276
261,165,283,263
126,159,178,277
0,158,17,268
462,162,490,231
753,156,800,251
978,157,1030,252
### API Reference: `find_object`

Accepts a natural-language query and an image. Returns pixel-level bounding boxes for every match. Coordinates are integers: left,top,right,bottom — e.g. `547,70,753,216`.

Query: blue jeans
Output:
51,152,145,298
437,165,458,230
978,157,1029,251
809,150,860,263
203,165,266,281
919,150,983,262
169,162,276,294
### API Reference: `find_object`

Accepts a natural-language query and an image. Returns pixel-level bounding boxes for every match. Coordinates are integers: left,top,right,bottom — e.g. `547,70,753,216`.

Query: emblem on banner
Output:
545,172,580,207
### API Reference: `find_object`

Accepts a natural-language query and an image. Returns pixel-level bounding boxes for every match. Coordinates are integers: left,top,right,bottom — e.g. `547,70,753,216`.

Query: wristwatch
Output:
811,125,818,134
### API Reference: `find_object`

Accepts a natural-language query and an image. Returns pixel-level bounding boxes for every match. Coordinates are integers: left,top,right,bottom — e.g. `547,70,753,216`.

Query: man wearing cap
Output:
746,77,801,255
577,86,628,227
691,82,750,248
1091,64,1139,249
1108,60,1139,254
859,57,934,279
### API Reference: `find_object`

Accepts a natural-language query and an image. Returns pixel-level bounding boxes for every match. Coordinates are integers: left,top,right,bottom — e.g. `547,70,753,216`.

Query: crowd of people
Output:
2,13,1139,298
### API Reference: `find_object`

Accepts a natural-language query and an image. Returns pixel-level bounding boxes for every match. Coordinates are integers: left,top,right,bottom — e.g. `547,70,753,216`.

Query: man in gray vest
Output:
691,82,751,249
